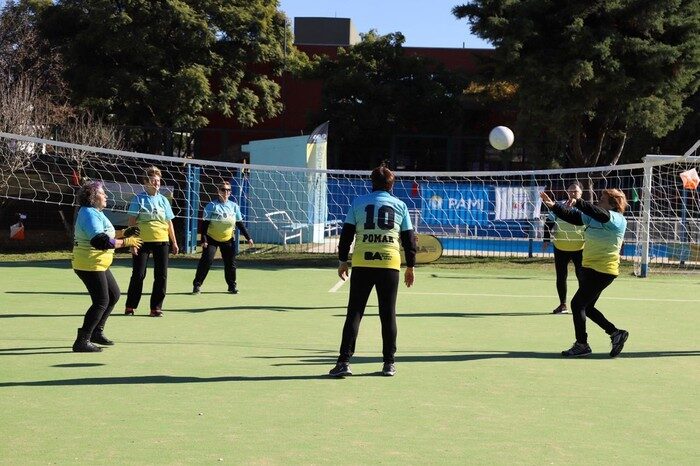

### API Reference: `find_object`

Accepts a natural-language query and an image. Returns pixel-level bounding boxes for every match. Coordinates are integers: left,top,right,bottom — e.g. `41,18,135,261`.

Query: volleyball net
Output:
1,131,698,274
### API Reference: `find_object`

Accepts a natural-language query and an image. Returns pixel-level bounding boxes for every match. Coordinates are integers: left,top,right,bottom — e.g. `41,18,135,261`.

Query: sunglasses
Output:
219,188,231,192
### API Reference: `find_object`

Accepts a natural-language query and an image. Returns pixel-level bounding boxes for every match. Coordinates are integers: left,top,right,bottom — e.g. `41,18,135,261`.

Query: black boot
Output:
72,328,102,353
91,326,114,346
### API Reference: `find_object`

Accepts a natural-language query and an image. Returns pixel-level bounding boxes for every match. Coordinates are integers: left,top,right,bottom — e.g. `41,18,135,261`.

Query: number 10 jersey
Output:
344,190,413,270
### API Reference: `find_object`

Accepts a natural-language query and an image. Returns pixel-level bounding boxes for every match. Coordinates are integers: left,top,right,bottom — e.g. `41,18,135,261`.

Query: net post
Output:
638,158,653,277
184,164,200,254
680,187,689,266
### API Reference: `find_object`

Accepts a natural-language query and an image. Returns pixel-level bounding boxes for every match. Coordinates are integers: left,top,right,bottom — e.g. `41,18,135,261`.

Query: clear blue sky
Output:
0,0,492,49
279,0,492,49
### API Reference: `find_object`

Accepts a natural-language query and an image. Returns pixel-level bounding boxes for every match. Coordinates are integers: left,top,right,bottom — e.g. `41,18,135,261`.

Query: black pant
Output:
193,236,237,289
553,247,583,304
126,242,169,311
74,269,120,333
570,267,619,344
338,267,400,364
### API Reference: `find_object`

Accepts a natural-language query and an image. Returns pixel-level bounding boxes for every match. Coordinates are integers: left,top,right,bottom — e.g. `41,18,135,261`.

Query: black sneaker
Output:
382,363,396,376
610,329,629,358
192,286,201,295
228,287,238,294
328,363,352,377
561,342,592,357
552,304,569,314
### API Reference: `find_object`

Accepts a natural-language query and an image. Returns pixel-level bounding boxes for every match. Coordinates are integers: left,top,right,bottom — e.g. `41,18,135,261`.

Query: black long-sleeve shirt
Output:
551,199,611,226
90,233,116,250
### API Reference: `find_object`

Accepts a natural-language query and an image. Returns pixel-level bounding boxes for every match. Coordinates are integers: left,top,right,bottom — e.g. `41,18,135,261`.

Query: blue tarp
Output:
326,179,535,238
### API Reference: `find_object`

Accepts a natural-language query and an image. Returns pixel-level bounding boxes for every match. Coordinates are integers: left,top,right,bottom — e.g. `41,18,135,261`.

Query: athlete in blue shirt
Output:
124,166,178,317
541,188,630,358
72,181,142,352
192,182,253,294
329,166,417,377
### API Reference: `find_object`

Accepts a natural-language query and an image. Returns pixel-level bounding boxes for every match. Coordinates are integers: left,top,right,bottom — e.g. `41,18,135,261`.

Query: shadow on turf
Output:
262,350,700,366
0,313,83,318
52,363,105,368
0,374,331,386
0,302,351,315
332,311,550,318
0,345,74,355
167,305,351,313
429,274,535,280
1,350,699,387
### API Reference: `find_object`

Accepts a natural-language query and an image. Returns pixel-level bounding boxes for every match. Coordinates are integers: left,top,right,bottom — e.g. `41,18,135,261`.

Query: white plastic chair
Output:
265,211,307,248
324,219,343,237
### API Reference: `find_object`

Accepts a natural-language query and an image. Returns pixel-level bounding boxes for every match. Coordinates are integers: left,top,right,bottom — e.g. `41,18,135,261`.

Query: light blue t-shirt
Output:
581,210,627,275
127,192,175,242
345,190,413,270
72,207,116,271
203,200,242,242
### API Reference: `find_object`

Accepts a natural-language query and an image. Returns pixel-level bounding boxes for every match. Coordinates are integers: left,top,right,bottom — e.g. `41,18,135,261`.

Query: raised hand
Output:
540,191,555,208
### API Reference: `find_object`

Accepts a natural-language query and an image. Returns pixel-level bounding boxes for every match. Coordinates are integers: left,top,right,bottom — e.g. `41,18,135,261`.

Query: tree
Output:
1,1,131,232
0,1,69,195
34,0,303,130
454,0,700,167
310,31,467,169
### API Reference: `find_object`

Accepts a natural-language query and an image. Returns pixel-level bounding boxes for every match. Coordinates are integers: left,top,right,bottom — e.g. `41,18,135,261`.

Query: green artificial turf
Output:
1,257,698,464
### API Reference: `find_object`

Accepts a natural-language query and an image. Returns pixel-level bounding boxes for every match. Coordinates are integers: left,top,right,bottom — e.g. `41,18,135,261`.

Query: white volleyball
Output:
489,126,515,150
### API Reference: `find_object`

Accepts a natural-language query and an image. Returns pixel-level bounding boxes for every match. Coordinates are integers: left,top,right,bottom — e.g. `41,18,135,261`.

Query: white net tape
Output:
1,131,698,274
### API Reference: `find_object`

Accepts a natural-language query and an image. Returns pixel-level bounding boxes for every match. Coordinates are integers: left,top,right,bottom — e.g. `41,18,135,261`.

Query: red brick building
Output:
201,18,521,170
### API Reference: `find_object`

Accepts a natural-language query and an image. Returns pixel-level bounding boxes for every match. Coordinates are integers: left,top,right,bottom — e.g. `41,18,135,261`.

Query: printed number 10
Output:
364,205,395,230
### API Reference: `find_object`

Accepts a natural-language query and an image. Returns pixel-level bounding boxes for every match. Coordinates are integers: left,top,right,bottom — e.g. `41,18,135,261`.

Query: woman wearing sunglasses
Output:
192,181,253,295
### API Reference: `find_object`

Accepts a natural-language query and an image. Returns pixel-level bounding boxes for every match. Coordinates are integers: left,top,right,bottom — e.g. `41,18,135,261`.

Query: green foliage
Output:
309,31,467,168
454,0,700,165
34,0,304,129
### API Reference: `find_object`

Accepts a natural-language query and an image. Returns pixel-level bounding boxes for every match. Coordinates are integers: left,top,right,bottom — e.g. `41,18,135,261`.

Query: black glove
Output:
123,226,141,238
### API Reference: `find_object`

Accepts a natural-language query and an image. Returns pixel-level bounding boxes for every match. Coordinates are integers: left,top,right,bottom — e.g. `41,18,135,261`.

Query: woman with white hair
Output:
72,181,142,352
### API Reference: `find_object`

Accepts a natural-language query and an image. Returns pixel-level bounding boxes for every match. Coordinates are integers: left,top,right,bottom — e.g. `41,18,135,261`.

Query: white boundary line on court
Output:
328,271,351,292
403,292,700,303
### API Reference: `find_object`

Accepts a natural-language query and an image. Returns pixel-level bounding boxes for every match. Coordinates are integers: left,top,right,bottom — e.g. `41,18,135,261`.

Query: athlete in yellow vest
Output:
541,189,630,358
72,181,142,352
543,182,585,314
329,166,417,378
192,181,253,294
124,166,178,317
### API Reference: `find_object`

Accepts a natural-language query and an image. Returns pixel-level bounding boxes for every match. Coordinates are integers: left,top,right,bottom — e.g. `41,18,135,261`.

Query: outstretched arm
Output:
574,199,611,223
551,204,584,226
541,191,583,225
